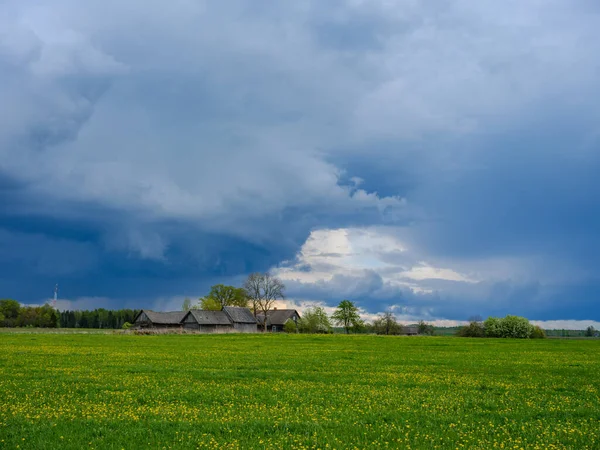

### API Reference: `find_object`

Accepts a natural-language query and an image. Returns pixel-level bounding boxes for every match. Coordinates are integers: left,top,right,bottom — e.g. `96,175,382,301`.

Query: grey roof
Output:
185,310,232,326
136,310,186,325
223,306,257,324
257,309,299,326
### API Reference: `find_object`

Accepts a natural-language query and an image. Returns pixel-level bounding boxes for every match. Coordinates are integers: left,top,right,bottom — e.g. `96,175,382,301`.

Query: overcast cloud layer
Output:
2,0,600,327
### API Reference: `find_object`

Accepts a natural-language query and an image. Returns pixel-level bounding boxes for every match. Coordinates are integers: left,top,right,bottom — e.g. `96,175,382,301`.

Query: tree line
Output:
58,309,139,329
0,299,138,329
0,299,59,328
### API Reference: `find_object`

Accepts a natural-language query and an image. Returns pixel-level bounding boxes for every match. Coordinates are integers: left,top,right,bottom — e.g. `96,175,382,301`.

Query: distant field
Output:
0,334,598,449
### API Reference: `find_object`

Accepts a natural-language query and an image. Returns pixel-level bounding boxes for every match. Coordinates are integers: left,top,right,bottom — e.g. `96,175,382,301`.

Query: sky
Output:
2,0,600,328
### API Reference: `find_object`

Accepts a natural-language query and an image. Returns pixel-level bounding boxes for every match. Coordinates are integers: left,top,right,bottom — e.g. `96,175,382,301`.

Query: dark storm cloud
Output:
1,0,599,322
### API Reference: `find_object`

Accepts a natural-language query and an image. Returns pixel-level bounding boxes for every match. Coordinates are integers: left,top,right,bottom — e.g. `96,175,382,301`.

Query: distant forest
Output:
0,299,139,329
58,309,140,329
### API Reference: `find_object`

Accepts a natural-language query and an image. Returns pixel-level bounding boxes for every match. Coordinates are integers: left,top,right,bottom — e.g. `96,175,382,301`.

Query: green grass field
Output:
0,333,599,449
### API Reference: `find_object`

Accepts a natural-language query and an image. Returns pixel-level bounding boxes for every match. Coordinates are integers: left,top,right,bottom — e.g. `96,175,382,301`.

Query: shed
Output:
181,310,234,333
132,310,186,329
222,306,258,333
403,325,419,336
257,309,301,332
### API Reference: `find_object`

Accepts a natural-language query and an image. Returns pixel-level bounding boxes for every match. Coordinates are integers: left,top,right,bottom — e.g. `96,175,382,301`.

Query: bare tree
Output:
243,272,285,332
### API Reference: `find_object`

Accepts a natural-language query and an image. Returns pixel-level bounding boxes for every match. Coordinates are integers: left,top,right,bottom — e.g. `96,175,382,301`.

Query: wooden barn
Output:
402,325,419,336
257,309,301,332
222,306,258,333
132,310,186,329
181,310,234,333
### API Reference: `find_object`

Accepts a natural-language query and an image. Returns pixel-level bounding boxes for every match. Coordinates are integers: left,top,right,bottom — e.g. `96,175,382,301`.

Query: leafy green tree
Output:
331,300,363,334
373,312,402,335
0,299,20,326
298,306,332,334
585,326,596,337
531,325,546,339
283,319,297,333
196,285,249,311
417,320,435,336
457,320,485,337
209,284,248,308
0,312,4,325
484,317,502,337
499,315,534,338
199,297,222,311
182,298,192,311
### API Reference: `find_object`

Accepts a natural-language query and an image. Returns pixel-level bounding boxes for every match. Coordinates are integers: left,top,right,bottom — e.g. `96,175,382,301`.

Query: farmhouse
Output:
223,306,258,333
257,309,301,332
132,310,186,329
181,310,234,333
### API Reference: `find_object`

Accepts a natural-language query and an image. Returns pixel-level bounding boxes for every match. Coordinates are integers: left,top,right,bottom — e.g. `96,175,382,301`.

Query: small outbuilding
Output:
132,310,186,329
402,325,419,336
257,309,301,332
181,310,234,333
222,306,258,333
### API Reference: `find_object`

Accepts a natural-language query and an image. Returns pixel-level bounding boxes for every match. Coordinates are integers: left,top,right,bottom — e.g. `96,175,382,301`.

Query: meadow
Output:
0,333,598,449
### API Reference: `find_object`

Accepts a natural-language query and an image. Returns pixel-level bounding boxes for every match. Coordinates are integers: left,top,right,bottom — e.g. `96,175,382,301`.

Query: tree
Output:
0,299,20,326
531,325,546,339
585,326,596,337
298,306,332,334
182,298,192,311
199,297,222,311
457,320,485,337
206,285,248,308
243,273,285,331
283,319,297,333
373,312,402,335
498,315,533,339
417,320,435,336
331,300,363,334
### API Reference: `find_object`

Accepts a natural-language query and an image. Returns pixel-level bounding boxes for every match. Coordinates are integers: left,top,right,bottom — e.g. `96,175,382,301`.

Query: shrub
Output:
484,317,502,338
531,325,546,339
585,326,597,337
298,307,332,334
122,322,132,330
418,320,435,336
499,315,534,339
283,319,297,334
457,320,485,337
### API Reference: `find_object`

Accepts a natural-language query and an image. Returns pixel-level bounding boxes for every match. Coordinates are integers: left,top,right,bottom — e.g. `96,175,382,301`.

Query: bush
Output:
418,320,435,336
585,326,597,337
498,315,534,339
298,307,332,334
283,319,297,333
480,315,542,339
456,321,485,337
531,326,546,339
122,322,132,330
484,317,502,338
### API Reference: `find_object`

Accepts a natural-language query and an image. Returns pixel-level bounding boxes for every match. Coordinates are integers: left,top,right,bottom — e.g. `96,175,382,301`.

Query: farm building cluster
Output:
132,306,300,333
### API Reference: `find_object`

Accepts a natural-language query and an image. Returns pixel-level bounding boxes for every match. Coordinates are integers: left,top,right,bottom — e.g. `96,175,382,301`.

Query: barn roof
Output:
134,310,186,325
184,310,232,326
222,306,257,324
256,309,300,326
